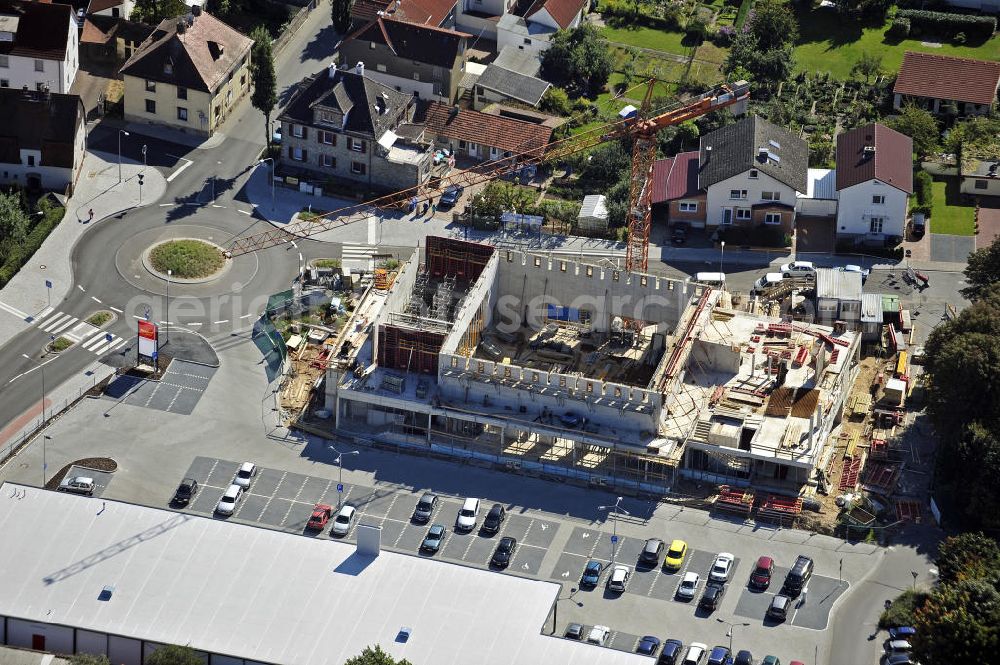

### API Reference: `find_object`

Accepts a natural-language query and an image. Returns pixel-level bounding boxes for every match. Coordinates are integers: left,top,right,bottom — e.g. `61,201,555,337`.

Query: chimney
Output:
355,61,365,77
328,61,337,79
863,145,876,159
449,105,459,120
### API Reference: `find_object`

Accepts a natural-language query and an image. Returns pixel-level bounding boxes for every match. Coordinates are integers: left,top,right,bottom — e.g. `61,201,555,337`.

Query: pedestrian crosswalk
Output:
341,243,377,270
33,307,126,355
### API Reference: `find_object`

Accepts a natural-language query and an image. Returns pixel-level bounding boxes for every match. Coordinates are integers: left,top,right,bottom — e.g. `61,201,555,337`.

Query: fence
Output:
273,0,319,55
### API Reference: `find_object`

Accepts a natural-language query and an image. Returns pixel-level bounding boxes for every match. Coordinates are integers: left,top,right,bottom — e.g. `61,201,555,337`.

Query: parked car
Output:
420,524,446,553
841,264,870,281
587,625,610,646
439,185,464,209
884,639,912,654
456,497,480,531
749,555,774,589
782,555,814,597
607,564,630,592
888,627,916,640
734,650,755,665
331,504,356,537
658,639,685,665
581,559,603,587
767,594,791,621
564,623,584,640
664,539,688,571
307,503,332,530
672,222,689,245
233,461,257,489
707,646,731,665
215,484,243,516
413,493,438,523
483,503,506,533
683,642,708,665
58,476,95,496
709,552,735,582
752,272,784,293
760,657,780,665
640,538,665,565
883,655,912,665
491,536,517,568
677,571,700,599
780,260,816,278
172,478,198,505
699,582,725,612
637,635,662,656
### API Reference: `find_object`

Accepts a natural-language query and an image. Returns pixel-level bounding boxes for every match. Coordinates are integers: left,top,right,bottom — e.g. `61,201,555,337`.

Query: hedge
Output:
897,9,996,41
915,170,934,208
0,203,63,288
888,17,911,38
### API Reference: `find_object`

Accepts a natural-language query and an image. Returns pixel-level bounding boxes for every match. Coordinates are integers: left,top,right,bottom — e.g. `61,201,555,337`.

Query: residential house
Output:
814,268,863,327
81,16,154,66
0,0,79,94
472,63,549,109
699,115,808,234
0,87,86,193
418,100,554,161
87,0,135,19
893,51,1000,116
339,18,470,103
120,7,252,137
458,0,586,52
278,63,431,192
650,151,704,226
351,0,459,29
860,292,883,341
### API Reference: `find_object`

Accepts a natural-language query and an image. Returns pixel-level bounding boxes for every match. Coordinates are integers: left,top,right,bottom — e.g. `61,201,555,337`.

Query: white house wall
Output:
961,176,1000,196
835,179,908,238
496,28,548,56
704,170,798,226
365,69,442,101
0,14,78,93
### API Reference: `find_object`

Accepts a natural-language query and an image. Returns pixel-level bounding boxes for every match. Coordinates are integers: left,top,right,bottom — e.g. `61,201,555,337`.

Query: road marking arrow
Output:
522,563,530,570
540,523,548,530
582,532,590,539
561,570,570,578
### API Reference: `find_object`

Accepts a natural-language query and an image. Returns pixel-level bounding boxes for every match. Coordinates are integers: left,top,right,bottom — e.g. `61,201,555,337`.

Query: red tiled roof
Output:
651,151,700,204
345,17,469,69
525,0,585,29
836,123,913,194
894,51,1000,106
419,101,553,155
351,0,457,26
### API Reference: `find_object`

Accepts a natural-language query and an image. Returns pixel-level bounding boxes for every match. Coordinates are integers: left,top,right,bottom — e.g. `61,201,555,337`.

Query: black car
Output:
672,222,689,245
420,524,446,554
439,185,464,208
657,639,684,665
637,635,662,656
640,538,665,565
565,623,584,640
172,478,198,505
413,493,438,523
699,582,725,612
491,536,517,568
483,503,506,533
734,650,754,665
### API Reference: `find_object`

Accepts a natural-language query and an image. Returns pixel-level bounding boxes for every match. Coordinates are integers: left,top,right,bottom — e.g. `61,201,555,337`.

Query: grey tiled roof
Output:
475,64,550,106
698,116,808,193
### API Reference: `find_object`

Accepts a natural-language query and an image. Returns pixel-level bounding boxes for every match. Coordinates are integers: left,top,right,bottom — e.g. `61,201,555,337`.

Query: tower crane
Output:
227,79,750,272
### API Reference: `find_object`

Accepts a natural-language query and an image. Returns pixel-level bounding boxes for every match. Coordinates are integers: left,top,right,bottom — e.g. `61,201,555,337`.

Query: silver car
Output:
58,476,95,496
331,504,356,537
233,462,257,489
215,484,243,516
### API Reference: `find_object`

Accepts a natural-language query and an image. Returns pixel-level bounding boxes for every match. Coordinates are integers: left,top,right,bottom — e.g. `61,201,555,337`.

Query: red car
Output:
750,555,774,589
307,504,332,530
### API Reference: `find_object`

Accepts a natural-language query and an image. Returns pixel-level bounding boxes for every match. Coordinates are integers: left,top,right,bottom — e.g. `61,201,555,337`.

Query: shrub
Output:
878,589,930,629
685,17,710,43
714,24,736,46
540,87,572,116
888,16,911,38
915,170,934,208
897,9,996,41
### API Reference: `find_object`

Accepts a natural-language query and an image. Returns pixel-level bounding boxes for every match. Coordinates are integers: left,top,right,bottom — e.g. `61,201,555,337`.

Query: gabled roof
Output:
345,16,469,69
279,67,413,138
698,116,808,193
475,64,550,106
525,0,585,29
82,15,154,47
835,123,913,194
417,101,553,154
87,0,124,13
894,51,1000,107
351,0,457,26
0,0,73,60
493,45,541,77
0,88,83,168
651,151,700,204
120,11,252,94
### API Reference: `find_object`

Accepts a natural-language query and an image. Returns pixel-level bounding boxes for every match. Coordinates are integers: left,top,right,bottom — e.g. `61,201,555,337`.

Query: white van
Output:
753,272,784,293
456,497,480,531
694,272,726,287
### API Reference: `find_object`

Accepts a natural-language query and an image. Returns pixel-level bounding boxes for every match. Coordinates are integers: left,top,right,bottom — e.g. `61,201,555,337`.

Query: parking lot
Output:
103,360,215,415
60,464,113,498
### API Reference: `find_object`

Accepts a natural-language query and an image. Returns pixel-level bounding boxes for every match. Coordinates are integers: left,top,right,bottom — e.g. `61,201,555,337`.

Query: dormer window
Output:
164,62,173,75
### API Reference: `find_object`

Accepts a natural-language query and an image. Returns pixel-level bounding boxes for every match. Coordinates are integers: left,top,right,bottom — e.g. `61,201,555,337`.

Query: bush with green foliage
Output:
888,16,911,37
914,170,933,214
540,87,572,116
0,196,63,288
897,9,996,41
70,654,111,665
540,24,614,98
344,645,413,665
879,588,930,629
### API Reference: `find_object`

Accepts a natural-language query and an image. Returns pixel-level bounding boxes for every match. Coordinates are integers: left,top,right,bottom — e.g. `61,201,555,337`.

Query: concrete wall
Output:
704,170,798,228
456,10,501,40
836,179,908,238
961,175,1000,196
370,146,431,190
441,251,498,354
7,619,73,654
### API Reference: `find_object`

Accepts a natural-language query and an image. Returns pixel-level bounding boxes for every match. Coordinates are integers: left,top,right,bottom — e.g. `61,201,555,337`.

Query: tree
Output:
468,181,537,218
963,236,1000,301
887,104,939,159
851,52,883,83
69,655,111,665
913,580,1000,665
344,645,413,665
131,0,187,24
744,0,798,49
540,87,572,116
0,189,30,262
540,24,613,98
723,0,798,88
332,0,353,34
146,645,202,665
249,26,278,148
936,533,1000,584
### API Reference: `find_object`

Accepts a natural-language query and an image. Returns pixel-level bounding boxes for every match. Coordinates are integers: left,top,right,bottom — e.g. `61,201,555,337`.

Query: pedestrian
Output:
88,208,94,222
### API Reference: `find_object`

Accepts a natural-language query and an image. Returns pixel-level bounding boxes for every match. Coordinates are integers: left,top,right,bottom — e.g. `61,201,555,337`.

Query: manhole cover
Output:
39,264,46,270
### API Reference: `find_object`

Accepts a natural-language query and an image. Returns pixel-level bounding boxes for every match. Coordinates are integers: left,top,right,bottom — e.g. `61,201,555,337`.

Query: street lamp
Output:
259,158,275,210
598,496,629,566
21,353,47,482
328,444,359,508
716,618,750,653
165,269,171,347
142,144,147,172
719,240,726,275
118,130,130,182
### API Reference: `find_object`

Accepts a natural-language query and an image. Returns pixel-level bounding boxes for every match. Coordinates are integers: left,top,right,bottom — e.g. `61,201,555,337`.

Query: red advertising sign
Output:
138,320,157,357
139,320,157,340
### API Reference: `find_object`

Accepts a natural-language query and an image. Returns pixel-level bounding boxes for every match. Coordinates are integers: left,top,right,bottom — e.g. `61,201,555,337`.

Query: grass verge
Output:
150,239,225,278
930,178,975,236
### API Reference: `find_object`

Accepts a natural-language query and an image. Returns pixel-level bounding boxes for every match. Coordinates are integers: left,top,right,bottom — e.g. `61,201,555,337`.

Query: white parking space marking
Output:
91,296,102,303
77,285,85,292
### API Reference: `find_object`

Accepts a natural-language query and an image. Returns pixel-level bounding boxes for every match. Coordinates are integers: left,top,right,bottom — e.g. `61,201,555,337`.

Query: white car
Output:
677,571,700,599
455,497,480,531
780,260,816,278
586,625,610,646
606,565,630,592
684,642,708,665
58,476,95,495
233,462,257,489
842,264,870,280
709,552,735,583
215,484,243,516
331,504,356,537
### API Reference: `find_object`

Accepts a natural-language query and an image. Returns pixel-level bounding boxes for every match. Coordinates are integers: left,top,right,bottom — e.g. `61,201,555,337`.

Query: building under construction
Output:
322,236,861,496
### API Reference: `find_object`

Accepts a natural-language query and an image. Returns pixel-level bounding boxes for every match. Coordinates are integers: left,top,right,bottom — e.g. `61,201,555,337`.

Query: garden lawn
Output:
793,7,1000,79
601,25,690,57
930,178,975,236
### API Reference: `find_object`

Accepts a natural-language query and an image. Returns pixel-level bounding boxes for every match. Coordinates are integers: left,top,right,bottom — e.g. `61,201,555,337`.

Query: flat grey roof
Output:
476,64,550,105
815,268,863,301
0,484,648,665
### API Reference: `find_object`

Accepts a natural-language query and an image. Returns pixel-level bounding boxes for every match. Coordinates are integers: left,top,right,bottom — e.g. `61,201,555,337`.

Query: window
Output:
145,99,156,114
289,146,306,161
177,86,187,99
869,217,884,234
240,74,246,87
351,161,366,175
177,107,187,121
164,62,172,75
736,208,752,220
319,130,336,145
292,124,304,138
0,55,8,68
412,72,420,81
523,38,531,45
320,154,335,168
872,194,885,204
458,140,467,150
145,79,155,92
35,82,44,91
26,155,35,167
729,189,747,200
764,212,782,225
722,209,733,225
748,169,758,179
350,138,365,152
762,191,780,201
34,59,44,72
490,146,499,158
0,80,7,88
976,179,989,190
226,89,232,105
679,201,698,212
376,63,386,72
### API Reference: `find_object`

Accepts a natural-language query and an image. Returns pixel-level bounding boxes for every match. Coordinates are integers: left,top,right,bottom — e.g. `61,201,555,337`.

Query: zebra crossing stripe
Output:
82,334,109,351
47,316,78,335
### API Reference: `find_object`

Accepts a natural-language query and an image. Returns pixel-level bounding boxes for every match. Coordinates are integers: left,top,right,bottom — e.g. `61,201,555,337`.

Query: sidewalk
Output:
0,150,167,347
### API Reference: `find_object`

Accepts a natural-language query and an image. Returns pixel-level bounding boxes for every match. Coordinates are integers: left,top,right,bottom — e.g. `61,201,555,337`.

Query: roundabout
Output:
146,238,228,282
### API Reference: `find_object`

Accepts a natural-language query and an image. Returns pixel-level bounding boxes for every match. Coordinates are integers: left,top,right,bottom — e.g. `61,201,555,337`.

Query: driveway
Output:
930,234,975,262
795,215,836,254
976,198,1000,248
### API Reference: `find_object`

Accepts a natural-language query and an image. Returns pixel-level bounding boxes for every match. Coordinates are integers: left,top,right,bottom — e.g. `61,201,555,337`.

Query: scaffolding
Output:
433,275,456,321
